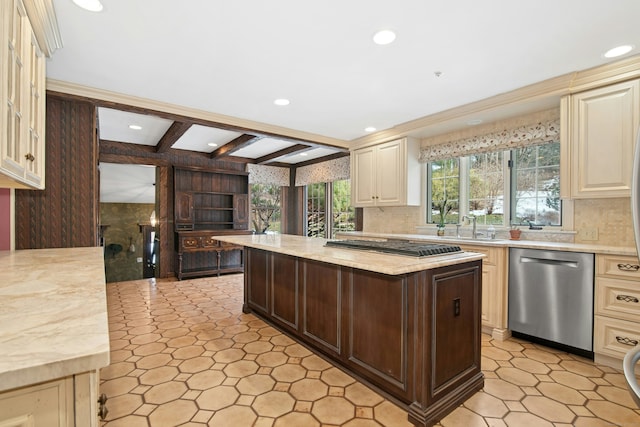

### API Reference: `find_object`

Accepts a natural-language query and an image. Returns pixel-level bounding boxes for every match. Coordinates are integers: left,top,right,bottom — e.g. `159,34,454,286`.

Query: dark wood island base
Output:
241,247,484,427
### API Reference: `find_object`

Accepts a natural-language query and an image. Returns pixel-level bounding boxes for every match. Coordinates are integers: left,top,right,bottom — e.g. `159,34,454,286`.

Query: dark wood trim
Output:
355,208,363,231
210,134,262,159
156,121,192,153
293,151,350,168
256,144,310,164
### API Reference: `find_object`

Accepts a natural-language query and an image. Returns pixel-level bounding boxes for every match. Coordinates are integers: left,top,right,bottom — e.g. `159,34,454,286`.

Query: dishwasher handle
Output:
520,256,579,268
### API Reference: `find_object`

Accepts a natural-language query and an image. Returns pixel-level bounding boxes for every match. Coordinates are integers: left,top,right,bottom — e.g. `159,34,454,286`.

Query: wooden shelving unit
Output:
174,167,250,279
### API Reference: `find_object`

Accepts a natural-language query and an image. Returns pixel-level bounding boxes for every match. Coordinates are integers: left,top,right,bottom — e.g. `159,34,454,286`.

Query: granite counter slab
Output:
213,234,484,275
335,231,638,257
0,247,110,392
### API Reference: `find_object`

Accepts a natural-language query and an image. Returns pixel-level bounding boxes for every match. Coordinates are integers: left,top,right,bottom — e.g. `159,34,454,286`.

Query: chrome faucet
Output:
462,215,478,239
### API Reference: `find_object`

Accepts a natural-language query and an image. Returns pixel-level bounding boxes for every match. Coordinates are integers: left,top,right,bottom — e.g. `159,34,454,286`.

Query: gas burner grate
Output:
325,240,462,257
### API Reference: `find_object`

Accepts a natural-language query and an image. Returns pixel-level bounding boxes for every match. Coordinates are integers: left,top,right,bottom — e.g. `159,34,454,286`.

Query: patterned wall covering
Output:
247,164,290,186
419,108,560,163
101,203,154,283
295,156,350,186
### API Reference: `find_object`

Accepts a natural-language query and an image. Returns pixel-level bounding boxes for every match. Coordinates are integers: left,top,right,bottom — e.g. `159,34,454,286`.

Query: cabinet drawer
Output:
201,237,219,248
459,245,496,265
595,277,640,322
594,315,640,360
597,254,640,280
181,237,200,249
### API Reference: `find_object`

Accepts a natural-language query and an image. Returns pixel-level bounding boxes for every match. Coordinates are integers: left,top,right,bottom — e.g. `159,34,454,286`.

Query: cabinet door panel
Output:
376,141,404,205
246,249,269,315
431,267,481,394
233,194,249,229
347,270,407,391
175,192,194,229
351,147,376,207
271,253,298,330
301,260,341,355
571,79,639,198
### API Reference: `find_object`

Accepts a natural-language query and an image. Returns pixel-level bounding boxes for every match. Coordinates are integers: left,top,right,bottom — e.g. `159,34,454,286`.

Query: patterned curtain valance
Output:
247,164,290,186
418,116,560,163
295,156,350,186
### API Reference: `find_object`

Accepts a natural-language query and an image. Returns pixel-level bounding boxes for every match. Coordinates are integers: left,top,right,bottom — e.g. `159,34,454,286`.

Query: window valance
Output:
418,110,560,163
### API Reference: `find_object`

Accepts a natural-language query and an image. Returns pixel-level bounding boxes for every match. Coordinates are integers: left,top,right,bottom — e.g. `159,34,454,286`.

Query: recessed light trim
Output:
72,0,104,12
373,30,396,45
207,143,218,147
128,124,142,130
604,45,634,58
365,127,377,132
299,152,308,157
274,99,290,106
466,119,483,126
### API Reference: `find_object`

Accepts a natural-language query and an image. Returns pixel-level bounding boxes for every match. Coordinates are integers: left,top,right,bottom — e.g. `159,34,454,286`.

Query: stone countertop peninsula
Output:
0,247,110,392
335,231,638,257
213,233,484,275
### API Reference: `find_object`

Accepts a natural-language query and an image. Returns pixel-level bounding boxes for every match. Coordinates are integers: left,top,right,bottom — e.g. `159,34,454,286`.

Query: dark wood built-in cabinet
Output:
243,247,484,426
174,167,250,279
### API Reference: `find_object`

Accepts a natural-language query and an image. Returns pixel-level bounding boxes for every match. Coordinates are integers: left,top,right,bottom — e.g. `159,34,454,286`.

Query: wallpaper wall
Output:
100,203,155,283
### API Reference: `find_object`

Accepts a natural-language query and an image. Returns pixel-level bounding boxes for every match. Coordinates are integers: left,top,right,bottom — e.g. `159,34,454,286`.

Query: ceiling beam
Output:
210,134,262,159
255,144,311,165
156,121,192,153
290,151,350,168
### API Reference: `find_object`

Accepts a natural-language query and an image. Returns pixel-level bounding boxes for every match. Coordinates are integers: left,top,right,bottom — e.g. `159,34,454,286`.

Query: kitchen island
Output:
214,234,484,427
0,247,110,426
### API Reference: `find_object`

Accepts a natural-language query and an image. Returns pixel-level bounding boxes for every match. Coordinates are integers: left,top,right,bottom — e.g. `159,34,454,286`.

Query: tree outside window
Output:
469,152,504,225
250,183,281,233
430,159,459,225
306,179,355,238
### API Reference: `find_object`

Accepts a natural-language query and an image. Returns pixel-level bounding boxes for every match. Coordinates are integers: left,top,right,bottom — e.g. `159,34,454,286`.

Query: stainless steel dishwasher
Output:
508,248,594,357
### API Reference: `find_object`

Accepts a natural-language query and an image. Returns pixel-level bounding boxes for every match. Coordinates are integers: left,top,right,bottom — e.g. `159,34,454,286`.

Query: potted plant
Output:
509,224,522,240
436,199,452,236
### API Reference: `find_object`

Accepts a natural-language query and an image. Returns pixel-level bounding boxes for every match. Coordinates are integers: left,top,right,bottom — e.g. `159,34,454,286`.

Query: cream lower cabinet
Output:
560,78,640,199
351,137,420,207
0,371,100,427
458,244,509,341
594,254,640,370
0,0,47,189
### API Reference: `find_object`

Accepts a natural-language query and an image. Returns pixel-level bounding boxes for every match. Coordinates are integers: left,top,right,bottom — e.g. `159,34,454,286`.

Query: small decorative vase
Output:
509,229,521,240
437,226,445,236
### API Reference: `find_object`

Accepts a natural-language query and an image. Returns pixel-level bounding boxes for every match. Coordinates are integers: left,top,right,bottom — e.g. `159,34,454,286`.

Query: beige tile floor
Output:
100,274,640,427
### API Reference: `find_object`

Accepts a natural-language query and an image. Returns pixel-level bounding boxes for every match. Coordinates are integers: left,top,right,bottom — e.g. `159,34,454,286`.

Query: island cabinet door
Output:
299,259,342,356
245,248,270,315
343,269,413,401
270,252,298,332
427,264,482,402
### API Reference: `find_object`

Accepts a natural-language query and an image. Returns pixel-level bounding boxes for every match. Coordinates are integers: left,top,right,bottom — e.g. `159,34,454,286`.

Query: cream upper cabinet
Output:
0,0,47,189
351,137,420,207
561,79,640,199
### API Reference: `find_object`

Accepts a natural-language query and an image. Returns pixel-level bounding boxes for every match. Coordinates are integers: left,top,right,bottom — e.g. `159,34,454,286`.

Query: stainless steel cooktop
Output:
325,240,462,257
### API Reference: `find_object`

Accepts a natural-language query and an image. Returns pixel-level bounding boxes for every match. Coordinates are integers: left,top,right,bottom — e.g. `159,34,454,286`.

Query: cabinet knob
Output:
25,153,35,162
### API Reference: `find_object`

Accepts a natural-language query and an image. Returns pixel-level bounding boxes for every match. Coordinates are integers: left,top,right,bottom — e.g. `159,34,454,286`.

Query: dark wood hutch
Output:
173,166,252,279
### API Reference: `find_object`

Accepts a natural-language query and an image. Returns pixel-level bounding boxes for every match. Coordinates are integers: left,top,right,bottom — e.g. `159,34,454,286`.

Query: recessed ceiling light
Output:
72,0,103,12
274,99,290,106
604,45,634,58
373,30,396,45
299,152,308,157
207,143,218,147
128,124,142,130
466,119,483,126
365,127,377,132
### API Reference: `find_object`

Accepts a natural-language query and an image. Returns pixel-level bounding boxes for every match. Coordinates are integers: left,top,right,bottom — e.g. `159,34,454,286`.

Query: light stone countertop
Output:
0,247,110,392
213,233,484,275
335,231,638,257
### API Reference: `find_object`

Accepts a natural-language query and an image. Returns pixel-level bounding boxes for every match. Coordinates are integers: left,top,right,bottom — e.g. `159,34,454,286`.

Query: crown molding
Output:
23,0,63,56
45,79,351,149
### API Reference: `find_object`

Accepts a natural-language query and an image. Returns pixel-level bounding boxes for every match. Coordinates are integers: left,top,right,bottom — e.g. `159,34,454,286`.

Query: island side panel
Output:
271,252,298,332
244,248,269,315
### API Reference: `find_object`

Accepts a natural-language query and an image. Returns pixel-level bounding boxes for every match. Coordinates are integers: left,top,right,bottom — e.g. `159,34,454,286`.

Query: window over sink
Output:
427,142,561,228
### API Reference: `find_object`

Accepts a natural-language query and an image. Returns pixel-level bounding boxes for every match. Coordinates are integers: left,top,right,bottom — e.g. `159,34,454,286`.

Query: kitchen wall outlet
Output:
136,257,143,263
581,228,599,241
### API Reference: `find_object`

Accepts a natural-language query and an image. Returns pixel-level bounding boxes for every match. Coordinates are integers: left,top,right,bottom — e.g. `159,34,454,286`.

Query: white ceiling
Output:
99,163,155,204
50,0,640,202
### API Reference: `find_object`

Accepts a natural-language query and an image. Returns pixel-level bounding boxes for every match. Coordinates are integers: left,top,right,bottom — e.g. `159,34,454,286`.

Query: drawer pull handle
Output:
616,294,640,303
616,336,639,346
617,263,640,271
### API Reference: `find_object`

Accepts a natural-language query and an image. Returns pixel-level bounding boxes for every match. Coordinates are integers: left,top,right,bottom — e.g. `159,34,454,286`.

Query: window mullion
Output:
459,157,469,219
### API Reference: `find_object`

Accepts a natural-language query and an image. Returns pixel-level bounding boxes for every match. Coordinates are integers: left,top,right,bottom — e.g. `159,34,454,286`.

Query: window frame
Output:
304,179,355,238
425,142,562,230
